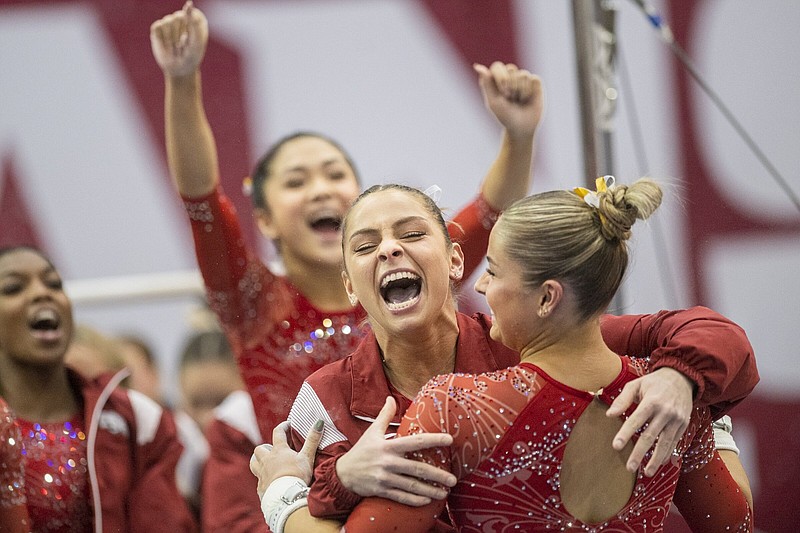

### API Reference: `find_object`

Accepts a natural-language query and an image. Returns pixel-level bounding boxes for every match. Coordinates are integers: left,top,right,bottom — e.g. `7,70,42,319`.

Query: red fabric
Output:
182,186,498,442
0,371,196,532
600,307,759,418
16,415,92,531
0,398,30,533
290,312,518,521
292,308,759,521
201,394,268,533
346,359,752,532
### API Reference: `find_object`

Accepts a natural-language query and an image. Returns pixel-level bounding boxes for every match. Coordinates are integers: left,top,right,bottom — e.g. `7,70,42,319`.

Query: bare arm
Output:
475,62,544,210
150,1,219,197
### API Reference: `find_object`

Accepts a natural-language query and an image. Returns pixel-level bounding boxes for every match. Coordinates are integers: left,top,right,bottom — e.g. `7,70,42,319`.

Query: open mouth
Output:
380,271,422,311
28,308,62,340
309,213,342,233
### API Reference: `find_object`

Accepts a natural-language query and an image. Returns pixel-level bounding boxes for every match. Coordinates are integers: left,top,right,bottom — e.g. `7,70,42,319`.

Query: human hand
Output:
250,419,324,500
474,61,544,140
335,396,456,506
150,1,209,78
606,367,694,476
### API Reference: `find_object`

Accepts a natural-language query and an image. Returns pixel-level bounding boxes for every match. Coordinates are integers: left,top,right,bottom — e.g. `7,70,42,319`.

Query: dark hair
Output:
250,131,360,211
179,330,234,370
340,183,452,260
0,245,54,268
496,178,662,320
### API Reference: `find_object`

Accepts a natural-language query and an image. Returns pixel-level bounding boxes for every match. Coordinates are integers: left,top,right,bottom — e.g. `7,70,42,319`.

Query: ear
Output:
448,243,465,282
537,279,564,317
254,207,280,240
341,271,358,306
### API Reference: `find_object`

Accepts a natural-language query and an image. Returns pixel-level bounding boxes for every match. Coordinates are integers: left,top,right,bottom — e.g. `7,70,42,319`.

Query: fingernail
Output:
314,419,324,432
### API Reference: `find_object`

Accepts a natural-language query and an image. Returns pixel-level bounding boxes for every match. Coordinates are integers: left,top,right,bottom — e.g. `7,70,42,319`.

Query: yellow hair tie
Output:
573,175,615,208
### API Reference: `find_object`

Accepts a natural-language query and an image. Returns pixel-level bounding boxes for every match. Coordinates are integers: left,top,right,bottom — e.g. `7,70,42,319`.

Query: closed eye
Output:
353,243,376,254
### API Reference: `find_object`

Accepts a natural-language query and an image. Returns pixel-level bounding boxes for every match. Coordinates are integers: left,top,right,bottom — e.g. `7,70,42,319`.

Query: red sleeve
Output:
447,193,500,281
181,186,290,353
599,307,759,417
201,419,268,533
128,408,198,533
0,402,30,533
672,451,753,532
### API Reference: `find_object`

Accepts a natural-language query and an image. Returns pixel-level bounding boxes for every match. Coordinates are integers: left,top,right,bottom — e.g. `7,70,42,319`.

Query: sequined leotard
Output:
182,186,498,440
346,357,753,532
0,398,30,533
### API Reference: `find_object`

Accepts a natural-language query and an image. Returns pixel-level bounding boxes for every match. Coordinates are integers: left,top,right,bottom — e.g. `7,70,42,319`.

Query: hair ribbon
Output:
574,175,615,208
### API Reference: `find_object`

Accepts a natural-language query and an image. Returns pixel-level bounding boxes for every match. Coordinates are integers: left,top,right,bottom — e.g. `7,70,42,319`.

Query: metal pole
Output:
572,0,623,313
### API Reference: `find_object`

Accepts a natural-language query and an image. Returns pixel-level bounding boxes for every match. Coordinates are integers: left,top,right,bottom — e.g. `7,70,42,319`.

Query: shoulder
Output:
212,390,262,445
85,372,170,447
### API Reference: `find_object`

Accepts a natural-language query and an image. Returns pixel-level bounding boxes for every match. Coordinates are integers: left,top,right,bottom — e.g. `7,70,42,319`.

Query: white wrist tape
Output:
712,415,740,455
260,476,310,533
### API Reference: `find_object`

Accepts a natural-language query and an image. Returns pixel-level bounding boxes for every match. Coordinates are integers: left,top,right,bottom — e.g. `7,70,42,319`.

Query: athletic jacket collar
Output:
349,312,506,422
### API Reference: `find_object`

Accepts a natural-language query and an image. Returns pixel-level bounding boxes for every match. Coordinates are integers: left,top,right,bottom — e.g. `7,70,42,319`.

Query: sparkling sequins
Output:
398,360,748,531
15,415,92,531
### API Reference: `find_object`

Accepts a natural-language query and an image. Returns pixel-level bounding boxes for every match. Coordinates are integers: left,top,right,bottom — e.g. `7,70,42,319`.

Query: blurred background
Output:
1,1,797,529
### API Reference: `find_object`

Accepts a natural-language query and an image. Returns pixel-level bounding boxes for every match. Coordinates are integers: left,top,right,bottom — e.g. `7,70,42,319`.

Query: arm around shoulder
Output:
601,306,759,415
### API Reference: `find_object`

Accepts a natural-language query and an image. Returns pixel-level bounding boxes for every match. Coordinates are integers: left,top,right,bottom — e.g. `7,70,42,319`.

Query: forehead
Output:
271,136,348,172
347,190,431,232
0,249,52,276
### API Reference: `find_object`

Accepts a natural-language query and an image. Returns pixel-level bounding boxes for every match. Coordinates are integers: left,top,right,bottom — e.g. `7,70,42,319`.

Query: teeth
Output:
33,309,58,322
380,271,420,288
386,297,419,311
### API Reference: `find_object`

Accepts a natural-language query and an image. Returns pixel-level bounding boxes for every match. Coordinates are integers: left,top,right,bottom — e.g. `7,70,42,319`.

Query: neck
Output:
0,360,80,421
519,317,621,393
375,311,460,399
283,256,352,311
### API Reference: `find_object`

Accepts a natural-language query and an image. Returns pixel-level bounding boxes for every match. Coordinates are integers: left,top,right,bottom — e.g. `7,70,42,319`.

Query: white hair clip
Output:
423,184,442,205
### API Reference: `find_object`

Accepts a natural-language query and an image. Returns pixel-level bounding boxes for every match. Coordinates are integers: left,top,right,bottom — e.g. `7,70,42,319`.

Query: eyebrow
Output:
283,158,345,175
348,215,428,242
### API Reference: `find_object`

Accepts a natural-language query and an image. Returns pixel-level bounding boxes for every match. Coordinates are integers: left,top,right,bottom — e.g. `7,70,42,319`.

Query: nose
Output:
473,271,488,295
308,175,334,201
377,239,403,262
30,278,55,299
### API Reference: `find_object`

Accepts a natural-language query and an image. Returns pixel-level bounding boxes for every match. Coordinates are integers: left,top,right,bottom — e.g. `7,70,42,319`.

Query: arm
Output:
151,1,217,198
151,3,287,346
600,307,759,475
251,421,342,533
449,63,543,279
475,62,542,211
672,450,753,531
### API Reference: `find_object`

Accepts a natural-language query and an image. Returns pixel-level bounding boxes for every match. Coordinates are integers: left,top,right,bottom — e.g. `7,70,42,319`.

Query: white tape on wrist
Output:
712,415,740,455
260,476,310,533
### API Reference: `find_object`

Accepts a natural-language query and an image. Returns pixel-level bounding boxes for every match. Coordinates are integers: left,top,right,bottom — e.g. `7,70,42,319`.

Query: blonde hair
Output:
495,177,662,319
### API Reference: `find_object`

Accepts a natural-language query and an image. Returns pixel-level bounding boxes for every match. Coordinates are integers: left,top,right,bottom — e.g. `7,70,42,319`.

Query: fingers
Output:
474,62,540,104
299,419,325,458
390,432,453,454
271,420,291,448
378,473,450,505
366,396,397,436
606,380,638,419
